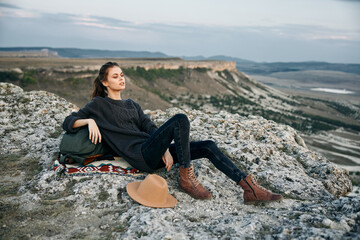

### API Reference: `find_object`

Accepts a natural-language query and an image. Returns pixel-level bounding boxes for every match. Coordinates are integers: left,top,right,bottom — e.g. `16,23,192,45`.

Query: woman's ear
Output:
101,81,108,87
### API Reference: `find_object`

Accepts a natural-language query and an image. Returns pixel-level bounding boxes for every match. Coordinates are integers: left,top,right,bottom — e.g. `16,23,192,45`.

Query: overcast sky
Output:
0,0,359,63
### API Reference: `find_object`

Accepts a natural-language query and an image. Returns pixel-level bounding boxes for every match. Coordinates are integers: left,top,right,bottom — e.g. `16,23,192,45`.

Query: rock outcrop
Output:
0,83,358,239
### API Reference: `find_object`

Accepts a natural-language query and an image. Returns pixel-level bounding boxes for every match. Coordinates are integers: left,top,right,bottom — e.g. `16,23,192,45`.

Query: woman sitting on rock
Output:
62,62,283,204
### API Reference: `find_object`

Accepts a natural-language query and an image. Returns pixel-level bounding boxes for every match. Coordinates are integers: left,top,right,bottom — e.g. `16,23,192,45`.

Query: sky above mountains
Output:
0,0,359,63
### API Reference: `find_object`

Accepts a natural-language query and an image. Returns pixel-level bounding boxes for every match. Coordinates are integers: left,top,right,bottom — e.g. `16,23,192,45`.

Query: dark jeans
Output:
141,114,247,183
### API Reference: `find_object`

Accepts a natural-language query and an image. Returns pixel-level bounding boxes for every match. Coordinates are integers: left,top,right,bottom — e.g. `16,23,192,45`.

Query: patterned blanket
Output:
53,157,142,179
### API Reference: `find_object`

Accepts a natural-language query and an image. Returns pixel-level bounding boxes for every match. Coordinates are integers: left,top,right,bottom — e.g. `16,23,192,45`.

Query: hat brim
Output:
126,181,177,208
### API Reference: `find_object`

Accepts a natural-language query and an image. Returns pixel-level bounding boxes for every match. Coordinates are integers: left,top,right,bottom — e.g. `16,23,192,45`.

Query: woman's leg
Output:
141,113,211,199
143,115,282,203
166,140,247,183
141,113,191,170
167,140,282,204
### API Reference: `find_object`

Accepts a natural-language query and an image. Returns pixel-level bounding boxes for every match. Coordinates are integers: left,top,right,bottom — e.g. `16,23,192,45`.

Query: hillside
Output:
0,83,357,239
0,57,359,171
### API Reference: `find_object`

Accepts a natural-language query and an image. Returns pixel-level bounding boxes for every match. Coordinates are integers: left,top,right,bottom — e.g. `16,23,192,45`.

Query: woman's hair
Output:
91,61,120,98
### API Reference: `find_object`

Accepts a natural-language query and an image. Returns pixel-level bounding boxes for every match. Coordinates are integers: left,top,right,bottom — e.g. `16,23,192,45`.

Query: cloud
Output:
0,8,40,18
0,3,40,18
69,15,137,32
0,3,21,9
1,6,359,63
71,16,98,22
91,16,130,26
73,21,136,32
246,24,360,42
311,35,351,40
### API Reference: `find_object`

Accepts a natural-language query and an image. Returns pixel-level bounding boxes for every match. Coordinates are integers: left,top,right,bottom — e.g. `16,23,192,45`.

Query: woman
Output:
62,62,283,204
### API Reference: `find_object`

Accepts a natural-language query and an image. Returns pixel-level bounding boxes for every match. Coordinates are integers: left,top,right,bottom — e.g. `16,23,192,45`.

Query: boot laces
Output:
249,175,267,191
188,166,200,187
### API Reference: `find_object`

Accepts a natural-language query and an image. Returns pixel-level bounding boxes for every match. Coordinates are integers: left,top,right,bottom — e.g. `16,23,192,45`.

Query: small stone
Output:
100,224,110,230
322,218,333,227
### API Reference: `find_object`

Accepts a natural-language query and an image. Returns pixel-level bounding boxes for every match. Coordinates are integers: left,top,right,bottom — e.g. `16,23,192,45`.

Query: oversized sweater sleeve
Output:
62,97,100,133
133,101,158,135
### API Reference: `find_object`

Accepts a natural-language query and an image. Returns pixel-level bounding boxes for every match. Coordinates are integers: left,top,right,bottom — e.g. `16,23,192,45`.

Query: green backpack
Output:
59,127,112,165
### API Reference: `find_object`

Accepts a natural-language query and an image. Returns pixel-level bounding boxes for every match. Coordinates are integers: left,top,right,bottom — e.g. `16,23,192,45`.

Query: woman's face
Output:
102,66,126,92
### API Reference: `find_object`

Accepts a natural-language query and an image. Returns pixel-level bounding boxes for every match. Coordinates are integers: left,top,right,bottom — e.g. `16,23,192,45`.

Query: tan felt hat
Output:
126,174,177,208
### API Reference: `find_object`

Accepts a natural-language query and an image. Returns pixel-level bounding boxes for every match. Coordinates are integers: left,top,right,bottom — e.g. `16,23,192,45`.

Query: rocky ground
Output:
0,83,359,239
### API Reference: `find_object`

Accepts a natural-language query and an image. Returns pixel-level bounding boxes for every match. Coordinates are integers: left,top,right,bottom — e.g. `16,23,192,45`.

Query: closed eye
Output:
112,73,124,78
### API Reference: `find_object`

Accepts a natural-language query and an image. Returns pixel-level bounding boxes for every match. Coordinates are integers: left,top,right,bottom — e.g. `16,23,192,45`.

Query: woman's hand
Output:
162,148,173,172
87,119,102,144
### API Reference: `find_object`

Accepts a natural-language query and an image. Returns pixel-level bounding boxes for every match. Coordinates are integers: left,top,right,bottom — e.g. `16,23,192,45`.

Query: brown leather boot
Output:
238,174,283,205
179,165,212,200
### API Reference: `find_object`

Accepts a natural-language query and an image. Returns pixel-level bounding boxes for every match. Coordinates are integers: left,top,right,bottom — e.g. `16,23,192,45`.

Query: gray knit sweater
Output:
62,96,158,171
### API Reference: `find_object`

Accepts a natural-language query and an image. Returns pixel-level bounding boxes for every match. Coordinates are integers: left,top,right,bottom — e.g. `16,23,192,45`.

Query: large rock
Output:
0,83,358,240
0,82,77,165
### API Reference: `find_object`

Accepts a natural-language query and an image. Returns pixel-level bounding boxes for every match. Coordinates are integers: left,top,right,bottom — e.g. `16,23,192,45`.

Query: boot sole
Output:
179,186,212,200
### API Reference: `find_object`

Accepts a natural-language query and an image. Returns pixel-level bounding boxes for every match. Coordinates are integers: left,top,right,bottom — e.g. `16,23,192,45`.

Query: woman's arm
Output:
162,148,173,172
63,107,91,133
62,98,102,144
72,119,91,128
63,98,100,132
72,118,102,144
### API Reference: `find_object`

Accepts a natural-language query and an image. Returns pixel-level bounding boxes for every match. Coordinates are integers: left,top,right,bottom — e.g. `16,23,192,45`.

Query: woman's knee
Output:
172,113,190,128
202,140,217,151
